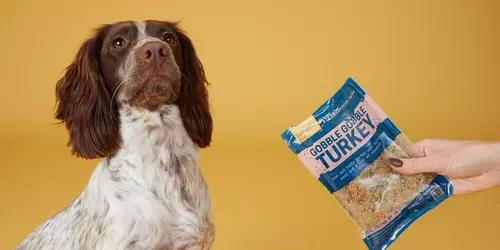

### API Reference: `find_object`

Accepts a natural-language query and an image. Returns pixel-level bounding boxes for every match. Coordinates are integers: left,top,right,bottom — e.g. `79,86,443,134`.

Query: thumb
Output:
388,156,451,175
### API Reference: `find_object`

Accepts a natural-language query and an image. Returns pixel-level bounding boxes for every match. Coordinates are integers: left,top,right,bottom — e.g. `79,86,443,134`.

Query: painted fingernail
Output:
389,158,403,167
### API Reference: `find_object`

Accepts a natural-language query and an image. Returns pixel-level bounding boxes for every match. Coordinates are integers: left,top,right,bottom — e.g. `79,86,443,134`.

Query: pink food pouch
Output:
281,77,452,250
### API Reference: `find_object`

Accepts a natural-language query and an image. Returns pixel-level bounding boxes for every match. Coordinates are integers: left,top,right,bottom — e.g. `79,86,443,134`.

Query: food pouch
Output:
281,78,453,250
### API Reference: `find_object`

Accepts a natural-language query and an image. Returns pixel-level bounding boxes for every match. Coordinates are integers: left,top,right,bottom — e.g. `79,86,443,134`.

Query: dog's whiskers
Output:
110,81,126,111
181,73,190,84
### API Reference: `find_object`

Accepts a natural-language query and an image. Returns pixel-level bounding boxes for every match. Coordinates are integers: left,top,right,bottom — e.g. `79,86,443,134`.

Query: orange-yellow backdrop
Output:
1,0,499,249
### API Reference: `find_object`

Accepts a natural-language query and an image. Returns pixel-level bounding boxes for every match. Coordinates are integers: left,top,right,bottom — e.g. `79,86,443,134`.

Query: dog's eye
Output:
162,32,175,44
112,37,126,48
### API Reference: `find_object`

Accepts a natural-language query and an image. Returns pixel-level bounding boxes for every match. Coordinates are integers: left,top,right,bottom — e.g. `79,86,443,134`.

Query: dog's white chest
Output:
87,113,212,249
15,106,214,250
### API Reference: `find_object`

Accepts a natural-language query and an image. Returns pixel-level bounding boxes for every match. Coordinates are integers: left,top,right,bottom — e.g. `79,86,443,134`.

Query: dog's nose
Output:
138,41,169,61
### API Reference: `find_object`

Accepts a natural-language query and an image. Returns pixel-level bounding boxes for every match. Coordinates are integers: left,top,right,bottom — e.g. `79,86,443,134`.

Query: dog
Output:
15,20,215,250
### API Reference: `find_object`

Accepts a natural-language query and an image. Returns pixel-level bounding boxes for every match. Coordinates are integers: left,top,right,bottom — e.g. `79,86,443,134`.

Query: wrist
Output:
491,142,500,168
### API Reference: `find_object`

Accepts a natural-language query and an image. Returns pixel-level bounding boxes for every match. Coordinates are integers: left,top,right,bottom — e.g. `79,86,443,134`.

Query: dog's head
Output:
55,20,212,159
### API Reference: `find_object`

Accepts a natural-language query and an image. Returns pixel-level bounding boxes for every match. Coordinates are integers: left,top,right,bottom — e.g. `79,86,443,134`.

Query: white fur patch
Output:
135,21,147,40
15,105,214,250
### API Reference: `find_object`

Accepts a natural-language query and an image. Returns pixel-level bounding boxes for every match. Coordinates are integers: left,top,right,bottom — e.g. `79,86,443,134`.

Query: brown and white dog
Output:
16,20,214,250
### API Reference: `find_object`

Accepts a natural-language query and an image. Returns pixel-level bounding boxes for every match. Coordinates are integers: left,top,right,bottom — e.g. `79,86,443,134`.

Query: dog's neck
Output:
92,104,204,203
116,104,198,163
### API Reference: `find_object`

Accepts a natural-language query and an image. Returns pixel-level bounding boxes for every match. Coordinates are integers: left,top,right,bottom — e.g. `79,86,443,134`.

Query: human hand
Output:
388,139,500,195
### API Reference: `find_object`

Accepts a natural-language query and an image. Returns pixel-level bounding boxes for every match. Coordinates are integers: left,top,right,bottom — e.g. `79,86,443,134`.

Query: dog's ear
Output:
55,27,121,159
174,26,213,148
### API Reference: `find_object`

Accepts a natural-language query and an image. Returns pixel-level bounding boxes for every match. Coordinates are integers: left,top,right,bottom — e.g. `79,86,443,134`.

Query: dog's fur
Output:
16,20,214,250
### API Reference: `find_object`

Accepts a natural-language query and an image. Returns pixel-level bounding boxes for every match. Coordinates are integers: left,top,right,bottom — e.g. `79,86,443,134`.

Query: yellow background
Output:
1,0,499,249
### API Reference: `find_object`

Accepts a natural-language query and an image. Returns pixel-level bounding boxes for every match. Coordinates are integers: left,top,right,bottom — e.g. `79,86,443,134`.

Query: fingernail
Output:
389,158,403,167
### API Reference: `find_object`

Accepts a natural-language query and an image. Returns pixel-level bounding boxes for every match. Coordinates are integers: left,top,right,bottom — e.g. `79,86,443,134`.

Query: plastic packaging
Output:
281,78,453,250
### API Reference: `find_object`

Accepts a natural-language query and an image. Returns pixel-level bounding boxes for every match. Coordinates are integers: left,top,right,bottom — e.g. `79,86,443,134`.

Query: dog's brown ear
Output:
174,26,213,148
55,27,121,159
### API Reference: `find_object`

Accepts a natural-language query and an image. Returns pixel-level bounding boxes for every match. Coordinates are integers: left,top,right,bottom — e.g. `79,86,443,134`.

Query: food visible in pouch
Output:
281,78,452,250
335,139,434,231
